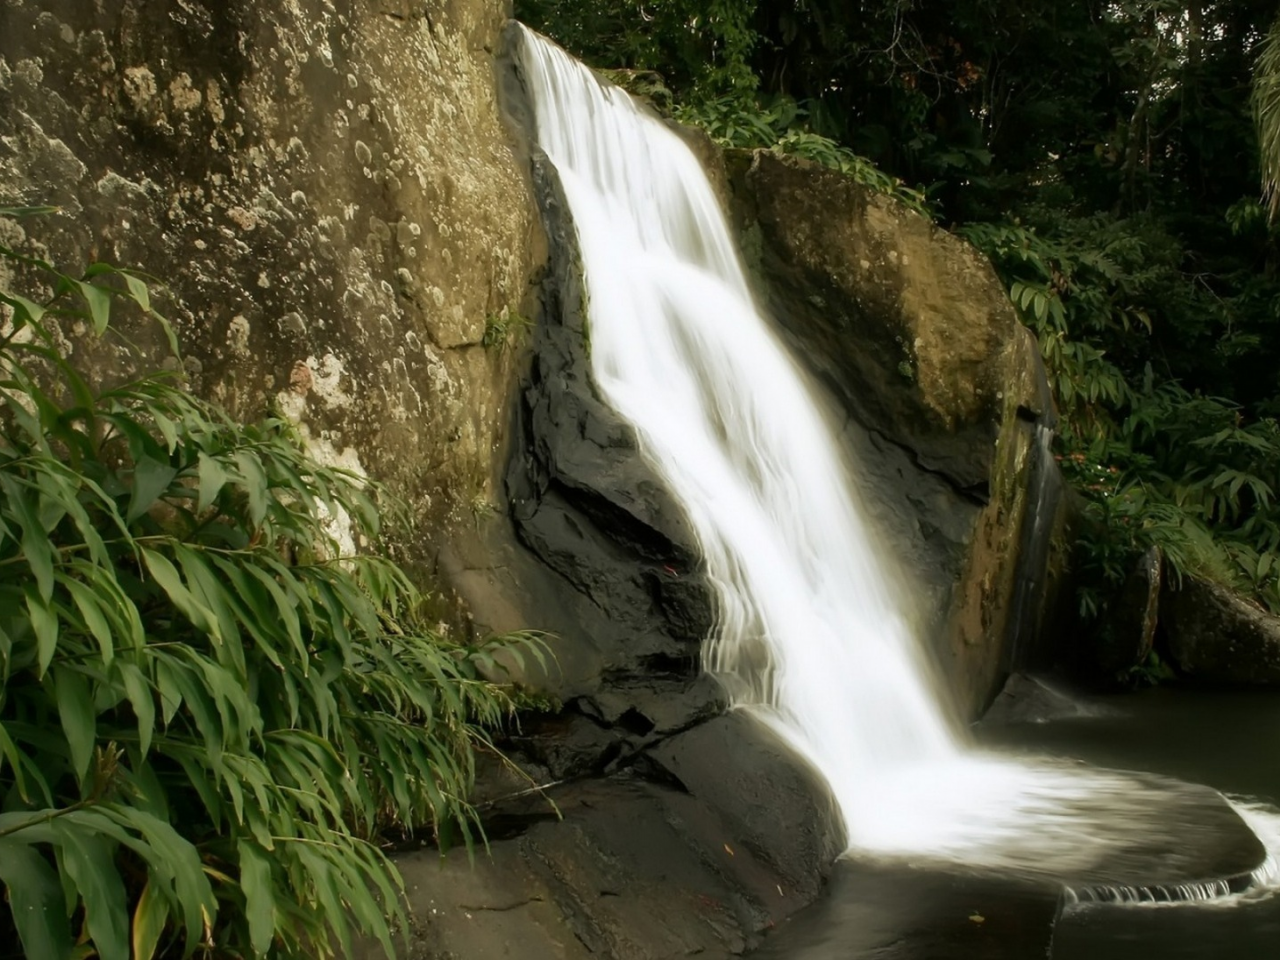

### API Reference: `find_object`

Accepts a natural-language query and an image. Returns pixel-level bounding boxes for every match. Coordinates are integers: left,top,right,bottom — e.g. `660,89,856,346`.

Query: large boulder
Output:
0,0,542,563
1163,574,1280,683
723,150,1062,718
376,713,843,960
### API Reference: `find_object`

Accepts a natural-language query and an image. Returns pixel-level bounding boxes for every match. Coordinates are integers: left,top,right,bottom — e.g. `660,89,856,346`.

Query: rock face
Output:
1093,546,1163,677
0,0,542,554
491,149,724,777
382,714,843,960
1163,574,1280,683
724,150,1060,718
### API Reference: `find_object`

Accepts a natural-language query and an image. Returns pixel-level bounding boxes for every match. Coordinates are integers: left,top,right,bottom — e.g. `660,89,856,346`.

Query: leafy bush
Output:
673,96,932,216
0,217,543,958
962,214,1280,617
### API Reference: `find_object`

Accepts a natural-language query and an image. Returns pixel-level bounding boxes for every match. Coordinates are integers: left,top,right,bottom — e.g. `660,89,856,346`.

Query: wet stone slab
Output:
382,777,822,959
371,713,843,959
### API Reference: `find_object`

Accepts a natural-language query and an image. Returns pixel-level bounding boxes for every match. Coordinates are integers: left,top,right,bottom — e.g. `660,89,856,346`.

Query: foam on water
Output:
514,25,1264,882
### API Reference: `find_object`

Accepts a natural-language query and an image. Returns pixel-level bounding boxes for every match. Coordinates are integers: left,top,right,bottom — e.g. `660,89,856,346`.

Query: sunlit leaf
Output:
130,879,170,960
75,280,112,334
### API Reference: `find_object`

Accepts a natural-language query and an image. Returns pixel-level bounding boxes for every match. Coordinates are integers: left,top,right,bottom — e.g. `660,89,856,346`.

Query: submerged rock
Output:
981,673,1116,725
1163,574,1280,684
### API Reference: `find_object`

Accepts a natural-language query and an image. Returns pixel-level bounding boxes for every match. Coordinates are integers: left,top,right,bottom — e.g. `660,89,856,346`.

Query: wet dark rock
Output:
1054,774,1265,893
648,713,845,904
489,91,722,777
384,771,838,960
1094,546,1163,676
1163,574,1280,684
981,673,1116,725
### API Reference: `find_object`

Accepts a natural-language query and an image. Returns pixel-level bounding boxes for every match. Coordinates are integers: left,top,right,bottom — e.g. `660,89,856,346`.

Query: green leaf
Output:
62,575,116,665
122,273,152,314
152,310,181,358
141,547,214,636
0,722,30,801
0,838,73,960
54,667,96,787
0,204,60,218
131,879,170,960
118,662,156,758
54,823,129,960
26,585,60,677
234,450,270,527
173,545,241,664
238,840,276,956
128,456,179,524
2,473,56,602
95,806,216,948
153,411,179,454
75,280,113,334
153,658,184,727
243,564,305,667
0,288,48,327
197,453,230,513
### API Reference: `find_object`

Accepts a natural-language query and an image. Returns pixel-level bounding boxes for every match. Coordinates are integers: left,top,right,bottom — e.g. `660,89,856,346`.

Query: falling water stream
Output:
514,26,1280,893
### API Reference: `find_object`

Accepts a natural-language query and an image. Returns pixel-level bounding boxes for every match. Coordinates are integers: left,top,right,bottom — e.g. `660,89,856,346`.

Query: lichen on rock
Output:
0,0,545,599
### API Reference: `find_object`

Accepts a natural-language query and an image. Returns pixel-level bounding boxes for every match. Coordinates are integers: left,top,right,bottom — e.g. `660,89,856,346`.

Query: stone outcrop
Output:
1163,574,1280,683
410,62,1072,957
724,150,1061,718
488,145,723,778
0,0,543,559
380,714,842,960
1092,546,1163,677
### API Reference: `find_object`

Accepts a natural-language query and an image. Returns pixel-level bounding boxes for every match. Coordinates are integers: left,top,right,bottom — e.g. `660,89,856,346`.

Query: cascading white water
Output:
514,25,1280,882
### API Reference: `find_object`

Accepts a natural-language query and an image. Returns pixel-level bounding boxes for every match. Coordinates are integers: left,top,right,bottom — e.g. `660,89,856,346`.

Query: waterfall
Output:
513,26,1280,883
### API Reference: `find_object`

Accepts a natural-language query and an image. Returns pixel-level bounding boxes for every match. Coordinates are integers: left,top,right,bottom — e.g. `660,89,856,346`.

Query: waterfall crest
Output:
514,25,1278,882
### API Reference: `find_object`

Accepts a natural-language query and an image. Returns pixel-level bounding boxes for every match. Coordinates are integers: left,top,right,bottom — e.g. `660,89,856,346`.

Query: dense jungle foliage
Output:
520,0,1280,640
0,222,543,958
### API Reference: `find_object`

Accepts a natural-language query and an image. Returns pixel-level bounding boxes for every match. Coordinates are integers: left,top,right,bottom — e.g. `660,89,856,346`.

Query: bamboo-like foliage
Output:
0,213,545,958
1255,14,1280,221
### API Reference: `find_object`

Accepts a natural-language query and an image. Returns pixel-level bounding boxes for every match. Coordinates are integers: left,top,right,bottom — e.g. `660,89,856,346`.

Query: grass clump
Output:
481,307,534,350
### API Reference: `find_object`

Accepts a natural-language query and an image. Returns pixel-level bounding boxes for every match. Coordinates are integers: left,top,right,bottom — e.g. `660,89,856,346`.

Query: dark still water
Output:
980,684,1280,960
751,684,1280,959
